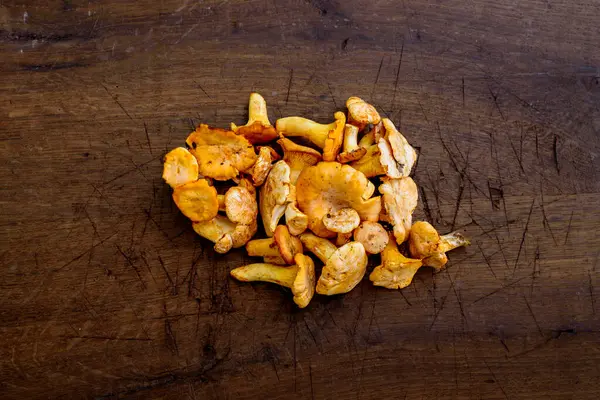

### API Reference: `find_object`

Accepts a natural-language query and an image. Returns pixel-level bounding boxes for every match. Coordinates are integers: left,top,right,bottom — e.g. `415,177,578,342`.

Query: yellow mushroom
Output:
248,146,277,186
408,221,471,270
230,253,315,308
278,138,322,184
379,177,418,244
370,233,423,289
162,147,199,188
172,179,219,222
246,225,303,264
259,160,293,236
299,233,368,295
353,221,389,254
276,112,346,161
337,124,368,163
231,92,278,144
193,215,257,254
346,96,381,130
382,118,417,177
186,124,257,181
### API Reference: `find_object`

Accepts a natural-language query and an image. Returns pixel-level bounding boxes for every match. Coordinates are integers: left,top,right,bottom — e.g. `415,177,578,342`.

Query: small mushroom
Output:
296,162,381,238
259,160,292,236
246,225,303,264
162,147,199,188
230,253,315,308
353,221,389,254
231,92,278,144
323,208,361,245
408,221,471,270
276,112,346,161
300,233,368,295
172,179,219,222
193,215,258,254
379,177,418,244
346,96,381,130
186,124,257,181
337,124,368,163
349,138,403,178
369,233,423,289
223,186,258,225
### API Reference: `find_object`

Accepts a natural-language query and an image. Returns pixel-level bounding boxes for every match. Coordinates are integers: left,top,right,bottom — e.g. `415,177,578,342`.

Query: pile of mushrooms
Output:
163,93,470,308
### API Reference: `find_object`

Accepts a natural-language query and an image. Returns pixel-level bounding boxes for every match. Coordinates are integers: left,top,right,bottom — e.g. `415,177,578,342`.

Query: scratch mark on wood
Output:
286,68,293,104
461,77,465,107
563,210,574,245
309,363,315,400
483,360,509,399
471,274,532,304
523,295,544,337
143,122,153,155
326,81,337,108
589,271,596,315
553,135,560,173
370,56,385,100
116,245,147,289
101,84,134,120
391,41,404,110
514,199,535,274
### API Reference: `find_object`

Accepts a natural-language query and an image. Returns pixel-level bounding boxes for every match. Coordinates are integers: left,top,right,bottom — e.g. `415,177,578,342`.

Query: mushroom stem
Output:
277,117,336,148
248,92,271,126
246,238,280,257
342,125,360,153
230,263,298,288
217,194,226,211
299,233,337,263
439,231,471,252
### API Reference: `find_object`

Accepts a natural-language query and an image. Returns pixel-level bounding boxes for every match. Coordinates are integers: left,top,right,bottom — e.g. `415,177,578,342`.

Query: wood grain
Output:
1,0,599,399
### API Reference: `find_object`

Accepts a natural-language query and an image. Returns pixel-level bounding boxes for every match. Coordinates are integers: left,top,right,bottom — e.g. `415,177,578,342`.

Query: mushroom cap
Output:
278,138,322,184
349,145,384,178
369,234,423,289
353,221,389,254
234,121,278,145
408,221,441,259
322,112,346,162
274,225,303,264
316,242,368,295
172,179,219,222
259,160,291,236
285,201,309,236
192,215,236,253
162,147,199,188
291,254,315,308
346,97,381,130
224,186,258,225
186,124,257,181
379,177,418,244
337,147,367,164
322,208,361,234
382,118,417,177
377,138,403,178
296,162,382,238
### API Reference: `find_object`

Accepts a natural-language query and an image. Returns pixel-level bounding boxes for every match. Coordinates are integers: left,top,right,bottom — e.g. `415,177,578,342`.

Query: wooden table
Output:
2,1,599,398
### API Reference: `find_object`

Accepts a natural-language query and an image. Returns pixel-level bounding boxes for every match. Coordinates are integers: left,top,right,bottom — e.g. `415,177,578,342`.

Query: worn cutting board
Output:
1,0,600,399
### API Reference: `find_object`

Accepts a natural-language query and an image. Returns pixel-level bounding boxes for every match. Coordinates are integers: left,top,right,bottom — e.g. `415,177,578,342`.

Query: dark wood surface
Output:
2,1,600,399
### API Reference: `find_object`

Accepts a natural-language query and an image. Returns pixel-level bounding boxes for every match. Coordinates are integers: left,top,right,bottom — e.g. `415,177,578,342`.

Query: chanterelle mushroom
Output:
337,124,367,164
353,221,389,254
276,112,346,161
193,215,257,254
346,96,381,130
296,162,381,238
162,147,199,188
246,225,303,264
172,179,219,222
230,253,315,308
350,138,403,178
382,118,417,177
259,160,292,236
231,92,278,144
284,186,309,236
370,233,423,289
408,221,470,270
300,233,368,295
186,124,257,181
379,176,418,244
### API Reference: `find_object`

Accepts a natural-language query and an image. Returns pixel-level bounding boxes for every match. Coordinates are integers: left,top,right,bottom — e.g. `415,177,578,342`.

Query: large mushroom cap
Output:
186,124,257,181
291,254,315,308
316,242,368,295
296,162,382,238
172,179,219,222
162,147,199,188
